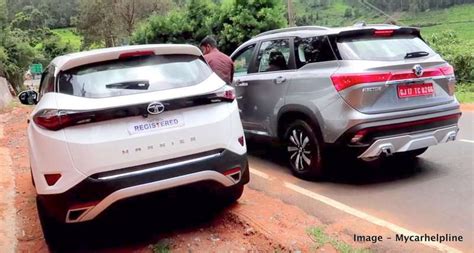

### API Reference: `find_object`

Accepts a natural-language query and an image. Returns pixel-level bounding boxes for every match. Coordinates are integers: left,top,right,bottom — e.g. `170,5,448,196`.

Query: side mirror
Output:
18,90,38,105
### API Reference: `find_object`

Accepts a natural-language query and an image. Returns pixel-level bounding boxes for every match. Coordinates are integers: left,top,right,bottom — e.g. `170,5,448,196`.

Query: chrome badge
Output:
147,101,165,115
413,64,424,77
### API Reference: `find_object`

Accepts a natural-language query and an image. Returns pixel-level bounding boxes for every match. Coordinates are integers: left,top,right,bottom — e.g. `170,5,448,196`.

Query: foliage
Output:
456,83,474,103
75,0,174,48
0,28,40,90
6,0,79,29
427,31,474,83
0,0,76,92
52,28,82,51
216,0,287,54
307,226,371,253
133,0,287,54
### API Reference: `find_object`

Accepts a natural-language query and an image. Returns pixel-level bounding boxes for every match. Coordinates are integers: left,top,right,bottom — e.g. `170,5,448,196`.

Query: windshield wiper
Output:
106,80,149,90
405,51,429,59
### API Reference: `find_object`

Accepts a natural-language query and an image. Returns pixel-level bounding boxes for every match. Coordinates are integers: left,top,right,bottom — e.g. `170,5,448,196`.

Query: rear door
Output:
331,29,456,114
54,54,233,176
231,43,257,123
235,38,294,135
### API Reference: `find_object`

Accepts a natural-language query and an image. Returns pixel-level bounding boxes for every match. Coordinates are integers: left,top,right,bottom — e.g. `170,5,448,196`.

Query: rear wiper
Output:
106,80,149,90
405,51,429,59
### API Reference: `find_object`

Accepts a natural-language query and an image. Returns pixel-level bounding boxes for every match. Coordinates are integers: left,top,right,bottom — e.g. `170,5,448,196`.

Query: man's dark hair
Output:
200,36,217,48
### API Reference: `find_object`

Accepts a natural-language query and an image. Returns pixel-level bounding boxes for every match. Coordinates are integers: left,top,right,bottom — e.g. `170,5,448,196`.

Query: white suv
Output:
18,44,248,245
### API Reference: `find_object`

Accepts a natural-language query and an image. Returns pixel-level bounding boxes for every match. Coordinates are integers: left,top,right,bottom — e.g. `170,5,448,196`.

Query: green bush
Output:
427,31,474,83
132,0,287,54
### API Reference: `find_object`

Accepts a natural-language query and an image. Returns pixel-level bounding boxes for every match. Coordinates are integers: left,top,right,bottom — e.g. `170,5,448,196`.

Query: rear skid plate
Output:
358,126,458,159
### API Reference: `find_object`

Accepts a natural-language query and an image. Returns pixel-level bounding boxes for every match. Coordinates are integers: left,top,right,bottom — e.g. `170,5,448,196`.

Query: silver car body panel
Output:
231,25,461,158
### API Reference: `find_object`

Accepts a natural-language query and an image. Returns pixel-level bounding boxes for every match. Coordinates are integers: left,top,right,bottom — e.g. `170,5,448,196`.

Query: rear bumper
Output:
358,125,458,158
37,149,249,223
332,113,461,158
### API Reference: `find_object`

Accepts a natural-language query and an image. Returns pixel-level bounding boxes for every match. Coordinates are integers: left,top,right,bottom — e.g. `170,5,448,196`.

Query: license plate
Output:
128,114,184,135
397,83,434,98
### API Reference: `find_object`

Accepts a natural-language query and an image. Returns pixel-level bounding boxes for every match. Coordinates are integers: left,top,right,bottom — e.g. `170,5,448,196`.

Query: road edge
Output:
0,124,17,253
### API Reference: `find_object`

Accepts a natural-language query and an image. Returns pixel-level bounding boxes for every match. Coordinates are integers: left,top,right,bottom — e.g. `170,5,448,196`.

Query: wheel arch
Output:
276,105,325,142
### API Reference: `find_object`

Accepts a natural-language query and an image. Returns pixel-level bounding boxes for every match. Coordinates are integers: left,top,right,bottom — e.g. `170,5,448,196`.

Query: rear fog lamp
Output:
44,174,62,186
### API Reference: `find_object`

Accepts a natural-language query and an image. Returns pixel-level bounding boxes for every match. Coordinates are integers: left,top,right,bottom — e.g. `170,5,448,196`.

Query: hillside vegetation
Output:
1,0,473,102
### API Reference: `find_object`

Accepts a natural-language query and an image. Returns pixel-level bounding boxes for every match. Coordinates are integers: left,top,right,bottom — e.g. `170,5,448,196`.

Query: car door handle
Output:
274,76,286,84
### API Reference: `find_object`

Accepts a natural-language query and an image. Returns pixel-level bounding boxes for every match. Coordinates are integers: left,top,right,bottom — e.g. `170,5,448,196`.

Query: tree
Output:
216,0,287,54
344,7,353,17
76,0,174,48
133,0,287,54
116,0,174,37
0,0,7,29
10,6,47,31
75,0,123,48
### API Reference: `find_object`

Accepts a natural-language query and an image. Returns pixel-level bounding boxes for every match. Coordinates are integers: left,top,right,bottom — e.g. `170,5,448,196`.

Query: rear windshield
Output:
58,54,212,98
337,35,436,61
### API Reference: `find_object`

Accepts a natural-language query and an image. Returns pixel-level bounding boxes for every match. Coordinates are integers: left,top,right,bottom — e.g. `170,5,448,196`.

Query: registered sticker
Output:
128,114,184,135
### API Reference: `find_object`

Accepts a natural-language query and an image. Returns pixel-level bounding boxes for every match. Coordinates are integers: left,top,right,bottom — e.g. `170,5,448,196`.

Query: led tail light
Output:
33,109,89,131
213,86,236,101
331,65,455,91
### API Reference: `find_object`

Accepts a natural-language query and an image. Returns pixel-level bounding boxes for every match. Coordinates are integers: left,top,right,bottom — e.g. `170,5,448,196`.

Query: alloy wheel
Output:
287,128,312,171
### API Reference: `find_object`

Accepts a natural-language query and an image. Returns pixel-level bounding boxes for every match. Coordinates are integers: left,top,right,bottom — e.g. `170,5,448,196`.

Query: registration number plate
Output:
128,114,184,135
397,83,434,98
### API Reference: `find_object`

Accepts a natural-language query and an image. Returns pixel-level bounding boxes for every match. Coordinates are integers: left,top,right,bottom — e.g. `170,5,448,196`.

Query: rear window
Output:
58,54,212,98
337,35,436,61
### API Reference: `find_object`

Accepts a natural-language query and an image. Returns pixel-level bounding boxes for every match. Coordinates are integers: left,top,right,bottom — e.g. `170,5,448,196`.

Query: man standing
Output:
200,36,234,84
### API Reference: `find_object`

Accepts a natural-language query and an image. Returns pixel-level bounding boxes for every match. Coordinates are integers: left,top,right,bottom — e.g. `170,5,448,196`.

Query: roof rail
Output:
254,26,330,38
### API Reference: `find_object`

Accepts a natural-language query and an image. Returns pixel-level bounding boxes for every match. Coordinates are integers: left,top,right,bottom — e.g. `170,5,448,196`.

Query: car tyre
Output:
214,184,244,205
36,197,66,249
284,120,325,179
397,147,428,159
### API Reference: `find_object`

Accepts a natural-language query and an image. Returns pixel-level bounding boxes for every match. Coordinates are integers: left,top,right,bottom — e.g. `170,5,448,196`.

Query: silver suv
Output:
230,24,461,179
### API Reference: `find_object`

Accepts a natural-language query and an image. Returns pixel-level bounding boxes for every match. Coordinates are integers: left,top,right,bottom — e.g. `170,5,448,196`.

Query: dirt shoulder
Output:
460,103,474,111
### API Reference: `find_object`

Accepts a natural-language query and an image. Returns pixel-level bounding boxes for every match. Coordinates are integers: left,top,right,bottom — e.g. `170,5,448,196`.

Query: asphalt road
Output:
246,111,473,252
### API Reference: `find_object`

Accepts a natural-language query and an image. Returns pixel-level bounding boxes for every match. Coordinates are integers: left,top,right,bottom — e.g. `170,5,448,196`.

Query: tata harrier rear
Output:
19,45,248,245
231,25,460,179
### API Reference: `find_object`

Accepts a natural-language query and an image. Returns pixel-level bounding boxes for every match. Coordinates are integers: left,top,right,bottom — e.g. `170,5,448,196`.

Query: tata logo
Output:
413,64,424,77
147,101,165,115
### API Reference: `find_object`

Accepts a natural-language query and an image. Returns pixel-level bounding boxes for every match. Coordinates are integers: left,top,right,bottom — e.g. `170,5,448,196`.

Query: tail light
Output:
33,109,90,131
440,65,454,75
331,65,456,91
213,86,236,102
331,73,391,91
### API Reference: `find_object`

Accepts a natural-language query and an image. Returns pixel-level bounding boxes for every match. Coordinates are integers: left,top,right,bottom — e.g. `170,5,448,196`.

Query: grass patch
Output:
52,28,82,51
149,240,171,253
307,226,370,253
456,83,474,104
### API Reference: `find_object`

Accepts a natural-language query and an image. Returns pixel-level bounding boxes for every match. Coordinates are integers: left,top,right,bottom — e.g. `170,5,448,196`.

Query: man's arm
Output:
230,61,234,84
